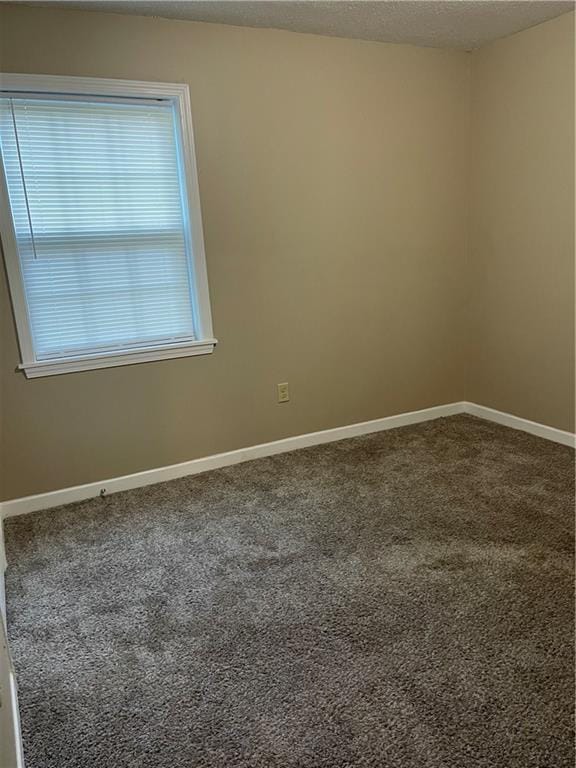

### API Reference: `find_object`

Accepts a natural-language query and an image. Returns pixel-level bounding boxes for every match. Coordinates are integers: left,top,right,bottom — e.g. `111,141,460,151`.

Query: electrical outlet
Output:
277,382,290,403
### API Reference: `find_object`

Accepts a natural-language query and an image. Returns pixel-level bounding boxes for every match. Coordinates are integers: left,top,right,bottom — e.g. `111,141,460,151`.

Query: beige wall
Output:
469,12,575,432
0,7,574,501
0,5,470,500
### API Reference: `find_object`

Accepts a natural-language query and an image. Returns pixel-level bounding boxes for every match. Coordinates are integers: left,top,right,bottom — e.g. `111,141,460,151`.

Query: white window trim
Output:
0,73,216,378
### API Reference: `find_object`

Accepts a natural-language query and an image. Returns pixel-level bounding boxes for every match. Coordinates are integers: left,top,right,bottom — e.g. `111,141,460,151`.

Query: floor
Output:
5,415,575,768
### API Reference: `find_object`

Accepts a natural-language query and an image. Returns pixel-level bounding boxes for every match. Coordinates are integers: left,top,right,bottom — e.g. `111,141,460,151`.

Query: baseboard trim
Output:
0,400,573,520
463,402,576,449
0,402,465,518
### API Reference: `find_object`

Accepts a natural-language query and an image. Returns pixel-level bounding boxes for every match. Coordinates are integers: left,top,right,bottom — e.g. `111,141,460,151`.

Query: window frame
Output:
0,73,216,378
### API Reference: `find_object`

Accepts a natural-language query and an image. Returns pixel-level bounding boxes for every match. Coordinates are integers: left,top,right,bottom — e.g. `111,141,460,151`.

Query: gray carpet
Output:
4,414,575,768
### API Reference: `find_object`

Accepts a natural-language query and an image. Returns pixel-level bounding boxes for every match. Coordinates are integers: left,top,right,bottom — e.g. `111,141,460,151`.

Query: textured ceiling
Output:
11,1,576,49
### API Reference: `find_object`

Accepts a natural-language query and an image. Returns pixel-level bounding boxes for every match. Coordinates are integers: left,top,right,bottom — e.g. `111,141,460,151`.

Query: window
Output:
0,75,215,377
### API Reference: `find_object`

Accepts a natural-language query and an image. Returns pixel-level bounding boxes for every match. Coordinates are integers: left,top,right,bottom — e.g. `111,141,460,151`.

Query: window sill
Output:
19,339,217,378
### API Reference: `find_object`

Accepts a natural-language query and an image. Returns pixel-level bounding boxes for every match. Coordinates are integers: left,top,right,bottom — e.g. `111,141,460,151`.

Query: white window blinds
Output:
0,95,198,361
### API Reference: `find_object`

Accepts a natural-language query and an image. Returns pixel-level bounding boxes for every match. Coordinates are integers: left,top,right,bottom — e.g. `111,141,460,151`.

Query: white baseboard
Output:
0,400,573,520
463,402,576,449
0,402,465,518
